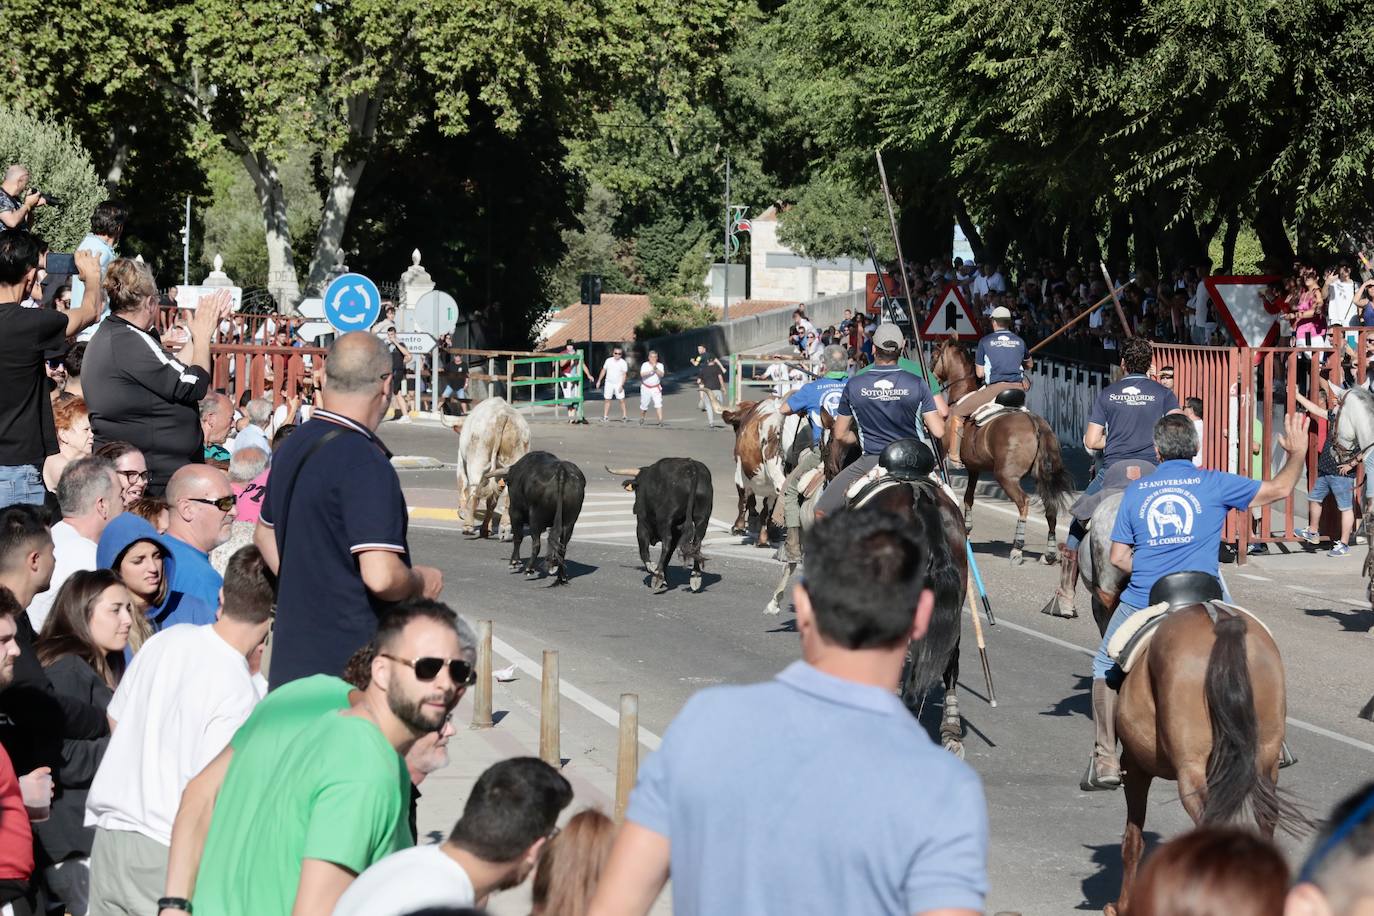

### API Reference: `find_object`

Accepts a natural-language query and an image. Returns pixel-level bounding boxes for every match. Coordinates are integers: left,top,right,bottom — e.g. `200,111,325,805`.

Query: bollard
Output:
614,694,639,821
540,650,560,766
471,620,493,729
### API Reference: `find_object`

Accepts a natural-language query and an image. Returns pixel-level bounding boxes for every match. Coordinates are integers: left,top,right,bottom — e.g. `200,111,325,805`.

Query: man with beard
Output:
179,601,467,916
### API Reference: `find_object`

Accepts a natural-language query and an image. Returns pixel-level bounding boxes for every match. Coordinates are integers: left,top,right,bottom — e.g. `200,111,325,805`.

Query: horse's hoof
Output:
1040,596,1078,619
1042,550,1059,566
524,570,538,580
653,582,669,595
763,599,781,616
689,574,703,593
730,525,747,536
1104,905,1119,916
499,532,513,543
942,738,966,759
1009,550,1024,566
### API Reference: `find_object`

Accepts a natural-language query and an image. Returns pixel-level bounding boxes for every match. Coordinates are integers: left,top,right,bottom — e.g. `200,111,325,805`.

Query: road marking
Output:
990,616,1374,754
490,635,663,751
1237,573,1271,581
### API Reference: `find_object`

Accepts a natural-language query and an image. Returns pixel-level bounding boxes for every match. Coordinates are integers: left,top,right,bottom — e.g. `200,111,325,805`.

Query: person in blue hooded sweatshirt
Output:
96,514,215,656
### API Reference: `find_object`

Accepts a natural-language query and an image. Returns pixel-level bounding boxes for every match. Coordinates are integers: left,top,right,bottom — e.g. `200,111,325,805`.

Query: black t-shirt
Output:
699,360,725,390
0,303,66,466
0,188,24,228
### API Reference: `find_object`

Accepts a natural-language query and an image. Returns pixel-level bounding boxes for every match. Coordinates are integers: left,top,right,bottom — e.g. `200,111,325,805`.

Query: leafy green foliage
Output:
636,294,718,339
0,106,103,250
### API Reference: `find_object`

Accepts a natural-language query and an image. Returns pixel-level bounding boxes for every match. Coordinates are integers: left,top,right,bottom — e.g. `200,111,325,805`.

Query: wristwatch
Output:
158,898,192,913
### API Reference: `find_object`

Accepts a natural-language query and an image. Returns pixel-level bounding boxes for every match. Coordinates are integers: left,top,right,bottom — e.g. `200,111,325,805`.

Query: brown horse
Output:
1106,602,1302,915
930,341,1074,564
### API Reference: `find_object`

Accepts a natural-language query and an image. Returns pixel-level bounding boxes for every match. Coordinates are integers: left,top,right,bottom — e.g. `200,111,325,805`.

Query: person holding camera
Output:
0,165,45,231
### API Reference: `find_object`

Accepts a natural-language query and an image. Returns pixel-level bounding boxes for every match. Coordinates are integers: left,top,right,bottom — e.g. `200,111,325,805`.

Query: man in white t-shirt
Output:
596,346,630,423
1189,260,1215,345
28,457,121,630
758,356,793,397
638,350,665,426
84,545,275,916
333,757,572,916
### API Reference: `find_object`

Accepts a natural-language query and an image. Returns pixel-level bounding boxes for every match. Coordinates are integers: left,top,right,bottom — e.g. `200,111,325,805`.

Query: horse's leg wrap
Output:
1013,518,1027,550
940,689,963,743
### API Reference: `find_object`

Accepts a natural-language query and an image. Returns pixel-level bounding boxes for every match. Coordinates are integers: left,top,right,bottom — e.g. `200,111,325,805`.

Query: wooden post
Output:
615,694,639,821
471,620,493,729
540,650,560,766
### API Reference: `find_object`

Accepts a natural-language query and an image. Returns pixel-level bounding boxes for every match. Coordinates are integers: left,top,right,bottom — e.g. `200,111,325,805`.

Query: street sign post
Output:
414,290,459,335
920,284,982,340
378,330,438,354
323,273,382,333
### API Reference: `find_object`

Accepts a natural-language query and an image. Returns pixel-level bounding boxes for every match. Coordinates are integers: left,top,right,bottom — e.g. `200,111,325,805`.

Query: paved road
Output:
380,388,1374,915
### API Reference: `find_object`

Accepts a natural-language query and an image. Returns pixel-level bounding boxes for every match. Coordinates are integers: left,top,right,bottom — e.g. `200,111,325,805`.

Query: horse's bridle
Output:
932,344,978,391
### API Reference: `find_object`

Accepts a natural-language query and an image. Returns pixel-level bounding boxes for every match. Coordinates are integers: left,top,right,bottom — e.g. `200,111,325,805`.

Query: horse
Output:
930,340,1074,565
1325,385,1374,602
1105,579,1304,915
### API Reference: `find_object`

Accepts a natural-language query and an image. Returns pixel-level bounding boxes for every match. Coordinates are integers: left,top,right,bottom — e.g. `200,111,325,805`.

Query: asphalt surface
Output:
380,386,1374,915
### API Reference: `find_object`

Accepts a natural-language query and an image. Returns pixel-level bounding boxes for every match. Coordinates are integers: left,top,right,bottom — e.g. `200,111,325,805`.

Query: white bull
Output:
453,397,530,538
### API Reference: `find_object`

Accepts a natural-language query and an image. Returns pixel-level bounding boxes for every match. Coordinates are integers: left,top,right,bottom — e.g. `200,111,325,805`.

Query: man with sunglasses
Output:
186,601,466,916
595,347,630,422
163,465,237,613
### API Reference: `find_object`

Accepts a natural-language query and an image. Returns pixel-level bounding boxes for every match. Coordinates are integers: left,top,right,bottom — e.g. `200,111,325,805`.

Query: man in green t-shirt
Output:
176,600,467,916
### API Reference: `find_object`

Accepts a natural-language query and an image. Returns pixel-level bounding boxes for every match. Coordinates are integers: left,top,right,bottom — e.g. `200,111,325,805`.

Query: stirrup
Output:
1080,756,1122,791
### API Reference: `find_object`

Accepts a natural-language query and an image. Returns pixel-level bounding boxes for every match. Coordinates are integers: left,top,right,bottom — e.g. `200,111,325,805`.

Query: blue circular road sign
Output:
323,273,382,332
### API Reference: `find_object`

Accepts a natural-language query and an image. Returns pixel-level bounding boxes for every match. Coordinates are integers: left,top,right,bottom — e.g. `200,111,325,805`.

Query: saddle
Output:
846,465,956,508
797,466,827,501
1106,572,1273,673
1070,460,1156,524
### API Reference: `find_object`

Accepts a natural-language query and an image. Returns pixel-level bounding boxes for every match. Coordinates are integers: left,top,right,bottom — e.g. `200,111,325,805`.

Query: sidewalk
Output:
415,650,672,915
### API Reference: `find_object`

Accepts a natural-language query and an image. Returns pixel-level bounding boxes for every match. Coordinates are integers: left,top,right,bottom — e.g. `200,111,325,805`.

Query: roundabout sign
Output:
323,272,382,332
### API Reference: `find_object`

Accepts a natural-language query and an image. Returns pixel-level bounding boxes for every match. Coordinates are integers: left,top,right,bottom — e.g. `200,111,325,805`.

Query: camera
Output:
30,188,60,207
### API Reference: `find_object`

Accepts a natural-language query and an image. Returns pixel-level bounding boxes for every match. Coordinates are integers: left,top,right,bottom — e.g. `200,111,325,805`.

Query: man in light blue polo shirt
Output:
1081,411,1306,791
590,509,988,916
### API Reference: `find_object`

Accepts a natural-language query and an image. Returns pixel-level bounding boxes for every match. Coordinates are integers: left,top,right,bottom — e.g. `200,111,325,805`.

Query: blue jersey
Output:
1088,375,1179,464
836,365,939,455
1111,460,1260,607
787,373,849,440
974,330,1027,384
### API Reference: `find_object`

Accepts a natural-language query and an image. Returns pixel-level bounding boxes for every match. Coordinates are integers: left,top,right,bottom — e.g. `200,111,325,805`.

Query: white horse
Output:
1331,386,1374,597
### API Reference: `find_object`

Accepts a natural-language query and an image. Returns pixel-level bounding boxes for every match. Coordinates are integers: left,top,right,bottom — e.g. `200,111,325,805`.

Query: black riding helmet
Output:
878,437,935,481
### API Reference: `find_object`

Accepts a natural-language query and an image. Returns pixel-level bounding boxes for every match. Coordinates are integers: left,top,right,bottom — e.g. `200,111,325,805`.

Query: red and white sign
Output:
865,272,903,314
1204,275,1284,348
921,284,982,340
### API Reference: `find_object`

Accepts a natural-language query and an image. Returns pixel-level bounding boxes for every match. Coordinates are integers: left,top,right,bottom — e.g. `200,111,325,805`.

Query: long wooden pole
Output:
540,650,560,766
1027,281,1131,355
967,577,997,707
1100,261,1135,338
471,620,493,728
614,694,639,820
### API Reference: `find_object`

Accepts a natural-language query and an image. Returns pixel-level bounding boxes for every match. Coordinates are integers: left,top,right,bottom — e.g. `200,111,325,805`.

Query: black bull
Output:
606,457,712,593
503,451,587,585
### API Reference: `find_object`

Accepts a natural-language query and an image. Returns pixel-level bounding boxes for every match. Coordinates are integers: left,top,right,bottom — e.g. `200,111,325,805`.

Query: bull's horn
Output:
604,465,641,477
486,468,509,480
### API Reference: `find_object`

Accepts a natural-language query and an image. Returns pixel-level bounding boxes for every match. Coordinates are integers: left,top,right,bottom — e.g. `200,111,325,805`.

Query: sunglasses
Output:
381,653,475,684
187,495,236,512
116,469,150,484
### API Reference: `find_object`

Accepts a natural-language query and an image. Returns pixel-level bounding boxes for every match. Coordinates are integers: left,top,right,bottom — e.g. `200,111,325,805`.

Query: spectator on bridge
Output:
531,808,616,916
595,347,629,423
43,397,94,493
231,397,273,456
1129,827,1288,916
254,331,443,689
1288,781,1374,916
190,601,466,916
33,568,134,916
83,260,231,493
334,757,573,916
94,442,148,509
200,393,234,466
96,513,215,654
591,509,988,916
85,545,273,916
163,465,235,610
27,457,121,632
0,235,103,511
0,587,50,916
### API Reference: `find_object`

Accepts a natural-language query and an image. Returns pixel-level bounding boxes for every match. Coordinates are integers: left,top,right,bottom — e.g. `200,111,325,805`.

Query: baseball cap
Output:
990,306,1013,320
873,323,904,351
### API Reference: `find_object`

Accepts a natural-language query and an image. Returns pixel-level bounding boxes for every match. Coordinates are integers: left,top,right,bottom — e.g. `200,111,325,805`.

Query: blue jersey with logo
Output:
786,373,849,440
1111,460,1260,607
836,366,939,455
1088,375,1179,464
974,330,1028,384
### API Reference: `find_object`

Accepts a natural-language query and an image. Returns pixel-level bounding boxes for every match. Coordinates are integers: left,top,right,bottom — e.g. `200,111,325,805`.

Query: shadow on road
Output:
1302,604,1374,633
1041,675,1093,719
1079,835,1161,911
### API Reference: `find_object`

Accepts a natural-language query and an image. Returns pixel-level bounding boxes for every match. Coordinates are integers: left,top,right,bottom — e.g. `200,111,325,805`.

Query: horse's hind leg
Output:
939,645,964,759
1107,759,1152,916
962,470,979,535
997,470,1030,565
1043,482,1060,566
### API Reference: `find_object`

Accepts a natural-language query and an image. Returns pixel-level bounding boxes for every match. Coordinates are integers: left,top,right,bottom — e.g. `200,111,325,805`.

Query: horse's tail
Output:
1201,612,1305,834
905,487,965,694
1031,416,1073,517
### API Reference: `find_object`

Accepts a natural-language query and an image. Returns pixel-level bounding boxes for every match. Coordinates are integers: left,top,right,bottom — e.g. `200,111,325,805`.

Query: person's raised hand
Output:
415,565,444,599
1278,412,1311,456
191,289,233,341
23,190,42,210
74,249,101,285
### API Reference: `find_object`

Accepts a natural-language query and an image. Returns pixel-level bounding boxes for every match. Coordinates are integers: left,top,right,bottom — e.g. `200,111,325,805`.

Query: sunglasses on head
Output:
381,653,475,684
187,495,236,512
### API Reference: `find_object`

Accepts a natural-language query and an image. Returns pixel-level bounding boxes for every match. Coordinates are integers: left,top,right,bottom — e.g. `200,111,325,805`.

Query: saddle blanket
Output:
1107,600,1275,673
971,401,1028,425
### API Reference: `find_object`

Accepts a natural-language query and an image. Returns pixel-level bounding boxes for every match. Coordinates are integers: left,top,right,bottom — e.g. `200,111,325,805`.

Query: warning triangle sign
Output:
921,285,982,340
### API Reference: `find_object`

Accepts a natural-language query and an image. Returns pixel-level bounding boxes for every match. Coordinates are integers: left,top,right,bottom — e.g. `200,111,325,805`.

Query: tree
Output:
0,105,104,250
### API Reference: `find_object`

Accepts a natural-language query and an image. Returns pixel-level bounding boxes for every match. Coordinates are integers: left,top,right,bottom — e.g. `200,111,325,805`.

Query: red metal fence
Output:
210,345,325,407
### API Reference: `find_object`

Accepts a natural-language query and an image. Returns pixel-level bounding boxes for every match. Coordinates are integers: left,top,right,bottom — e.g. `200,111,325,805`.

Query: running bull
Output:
453,396,530,538
605,458,712,593
498,451,586,585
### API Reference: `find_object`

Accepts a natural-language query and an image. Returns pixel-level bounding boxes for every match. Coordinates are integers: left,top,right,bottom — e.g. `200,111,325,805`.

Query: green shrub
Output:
636,293,717,339
0,105,103,250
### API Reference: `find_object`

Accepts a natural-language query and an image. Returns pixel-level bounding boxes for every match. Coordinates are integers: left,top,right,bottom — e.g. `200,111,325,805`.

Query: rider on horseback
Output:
948,305,1032,467
1049,338,1179,613
770,345,851,562
816,324,945,520
1082,412,1307,790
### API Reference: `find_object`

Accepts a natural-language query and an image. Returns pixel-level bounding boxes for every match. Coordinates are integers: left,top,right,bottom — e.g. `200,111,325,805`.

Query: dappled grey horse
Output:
1327,386,1374,601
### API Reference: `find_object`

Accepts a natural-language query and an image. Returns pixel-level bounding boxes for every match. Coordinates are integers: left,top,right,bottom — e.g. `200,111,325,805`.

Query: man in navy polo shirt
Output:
590,509,988,916
770,345,849,561
253,332,444,690
1080,412,1306,790
948,305,1030,466
816,324,943,518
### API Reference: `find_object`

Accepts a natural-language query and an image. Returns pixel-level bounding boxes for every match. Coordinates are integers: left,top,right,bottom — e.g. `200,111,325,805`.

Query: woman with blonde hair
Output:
530,809,616,916
82,258,231,492
43,396,94,491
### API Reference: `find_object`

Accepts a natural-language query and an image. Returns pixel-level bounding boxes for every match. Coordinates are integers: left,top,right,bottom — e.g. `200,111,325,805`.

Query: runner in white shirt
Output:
638,350,666,426
760,357,792,397
84,547,274,916
596,347,630,423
